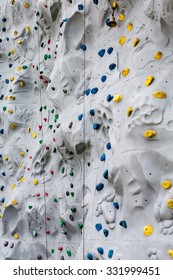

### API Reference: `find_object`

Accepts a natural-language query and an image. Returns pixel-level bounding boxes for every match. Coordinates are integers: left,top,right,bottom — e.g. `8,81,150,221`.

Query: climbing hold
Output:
11,200,18,205
168,250,173,258
132,38,140,47
96,183,104,191
122,68,130,76
80,44,87,51
93,123,101,130
108,250,114,259
78,4,84,10
95,223,102,231
119,220,127,228
127,23,133,31
103,169,108,179
98,49,105,57
127,107,133,117
13,233,19,239
78,114,83,121
143,130,156,138
103,229,109,237
97,247,104,254
78,223,83,229
162,180,172,189
109,63,116,70
167,199,173,209
154,51,162,60
33,179,38,185
93,0,98,4
89,109,95,116
145,76,154,86
11,123,17,129
119,36,126,45
19,81,25,87
23,2,30,8
107,47,113,55
91,87,98,94
119,14,125,21
113,94,122,103
85,89,90,96
153,90,167,99
100,154,106,161
66,250,72,257
87,253,93,260
143,225,153,236
101,75,107,82
32,132,37,138
113,202,119,209
106,94,113,102
106,143,111,150
20,151,25,157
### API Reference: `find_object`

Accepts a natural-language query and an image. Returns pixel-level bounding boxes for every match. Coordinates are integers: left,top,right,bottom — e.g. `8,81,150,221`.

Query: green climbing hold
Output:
71,207,76,213
36,11,40,16
54,198,58,203
3,106,7,111
44,54,48,60
39,140,43,144
49,125,53,129
51,109,54,113
22,65,27,69
71,192,74,197
28,205,33,209
69,171,74,176
39,107,43,112
78,223,83,229
54,114,59,122
66,250,72,257
51,249,55,254
60,220,65,226
61,167,65,174
44,106,47,110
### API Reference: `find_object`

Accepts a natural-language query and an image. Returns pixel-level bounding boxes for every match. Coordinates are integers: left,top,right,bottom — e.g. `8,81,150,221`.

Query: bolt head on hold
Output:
107,16,117,28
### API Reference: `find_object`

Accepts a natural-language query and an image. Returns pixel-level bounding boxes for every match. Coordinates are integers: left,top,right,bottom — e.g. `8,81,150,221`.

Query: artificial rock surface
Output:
0,0,173,260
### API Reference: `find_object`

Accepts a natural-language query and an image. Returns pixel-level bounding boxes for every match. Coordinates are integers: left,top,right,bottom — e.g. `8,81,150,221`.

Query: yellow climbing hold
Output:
19,164,22,168
20,151,25,157
17,40,23,45
33,179,39,185
127,107,133,117
21,177,25,183
26,25,30,32
167,199,173,209
143,225,153,236
32,132,37,138
0,214,3,218
119,14,125,21
14,233,19,239
4,204,7,209
132,38,140,47
119,36,126,45
11,49,15,54
145,76,154,86
11,123,17,129
17,66,22,71
162,180,172,189
8,109,13,114
154,51,162,60
10,77,15,82
144,130,156,138
113,94,122,103
112,1,117,8
24,2,30,8
5,96,8,100
122,68,130,76
13,31,18,36
11,200,18,205
168,250,173,258
153,90,167,99
127,23,133,31
4,156,8,161
20,81,25,87
27,127,31,133
10,96,15,100
12,184,16,189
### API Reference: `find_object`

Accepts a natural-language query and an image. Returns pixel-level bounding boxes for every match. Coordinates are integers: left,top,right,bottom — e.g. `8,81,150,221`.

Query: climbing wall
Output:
0,0,173,260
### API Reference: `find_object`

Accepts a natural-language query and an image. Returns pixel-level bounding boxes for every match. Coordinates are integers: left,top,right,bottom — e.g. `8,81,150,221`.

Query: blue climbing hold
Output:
78,114,83,121
106,18,110,26
106,143,111,150
113,202,119,209
93,123,101,130
5,79,9,84
119,220,127,228
0,185,4,191
98,49,105,57
106,94,113,102
103,169,108,179
63,18,69,22
1,198,5,203
2,27,6,32
87,253,93,260
2,18,7,22
9,63,13,68
100,154,106,161
107,47,114,55
2,172,6,177
103,229,109,237
96,183,104,191
78,4,84,10
93,0,99,4
85,88,90,96
109,63,116,70
97,247,104,255
95,223,102,231
91,87,98,94
108,250,114,259
80,44,87,51
101,75,107,82
0,129,4,134
89,109,95,116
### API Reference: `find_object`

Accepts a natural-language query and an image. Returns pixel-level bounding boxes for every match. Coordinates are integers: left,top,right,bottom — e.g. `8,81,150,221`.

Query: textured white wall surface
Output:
0,0,173,260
